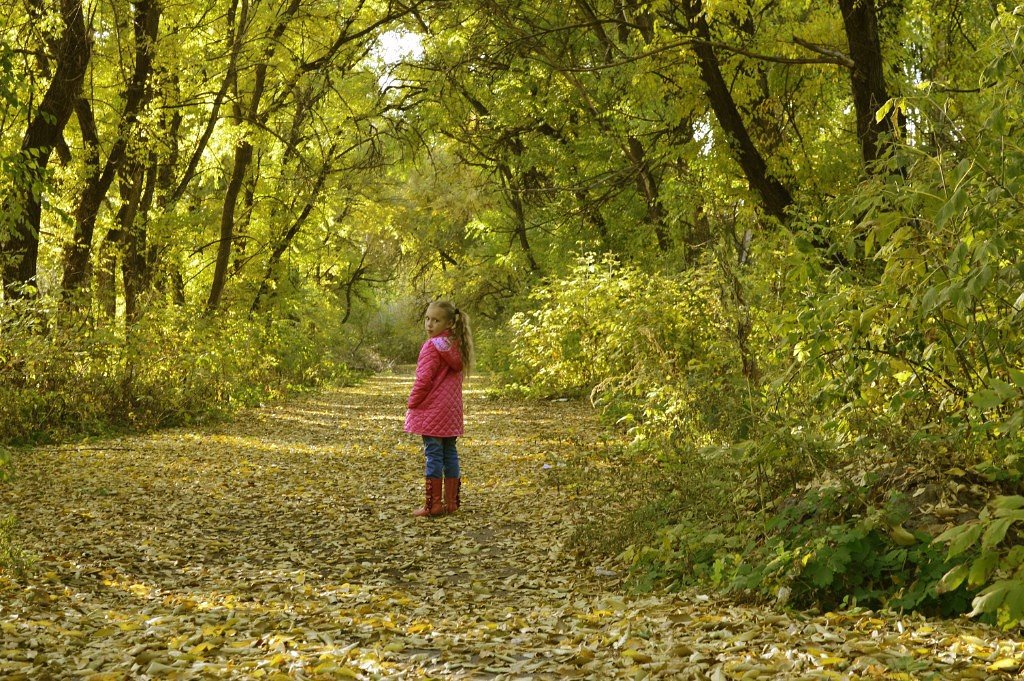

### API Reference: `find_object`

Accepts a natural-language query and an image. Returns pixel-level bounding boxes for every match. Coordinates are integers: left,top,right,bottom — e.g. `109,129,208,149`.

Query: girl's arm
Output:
407,344,440,408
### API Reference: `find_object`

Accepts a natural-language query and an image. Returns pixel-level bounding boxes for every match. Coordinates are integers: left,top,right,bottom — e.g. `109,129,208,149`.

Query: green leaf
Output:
992,496,1024,511
936,522,983,558
982,518,1014,551
971,389,1005,410
970,579,1024,620
970,580,1011,617
935,187,965,230
988,106,1007,135
1006,546,1024,569
969,551,999,586
1004,586,1024,627
875,98,895,123
937,564,969,593
1008,368,1024,390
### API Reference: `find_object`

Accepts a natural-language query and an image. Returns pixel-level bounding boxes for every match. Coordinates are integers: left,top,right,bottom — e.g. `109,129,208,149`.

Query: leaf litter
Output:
1,372,1022,679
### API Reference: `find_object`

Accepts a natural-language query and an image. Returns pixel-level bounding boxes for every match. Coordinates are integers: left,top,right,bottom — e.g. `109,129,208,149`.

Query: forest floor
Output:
1,371,1022,679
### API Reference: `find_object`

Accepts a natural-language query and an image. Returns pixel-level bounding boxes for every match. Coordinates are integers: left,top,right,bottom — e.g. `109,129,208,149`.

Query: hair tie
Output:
454,308,460,316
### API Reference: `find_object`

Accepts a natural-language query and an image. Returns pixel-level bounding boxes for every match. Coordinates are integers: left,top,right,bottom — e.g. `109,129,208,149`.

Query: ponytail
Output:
431,300,474,374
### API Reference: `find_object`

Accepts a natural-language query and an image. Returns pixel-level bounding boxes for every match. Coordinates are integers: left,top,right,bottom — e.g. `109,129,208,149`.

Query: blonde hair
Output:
428,300,474,373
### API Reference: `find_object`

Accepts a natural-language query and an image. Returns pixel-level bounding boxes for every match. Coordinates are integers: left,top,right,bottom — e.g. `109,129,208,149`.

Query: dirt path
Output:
1,373,1021,679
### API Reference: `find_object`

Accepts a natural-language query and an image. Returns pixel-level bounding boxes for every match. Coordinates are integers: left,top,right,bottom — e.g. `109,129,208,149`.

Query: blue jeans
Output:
423,436,459,478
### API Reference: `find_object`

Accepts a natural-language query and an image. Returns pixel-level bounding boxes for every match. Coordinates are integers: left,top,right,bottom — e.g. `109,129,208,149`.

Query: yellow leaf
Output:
988,658,1021,671
129,583,151,597
621,649,652,664
572,648,595,665
888,524,917,546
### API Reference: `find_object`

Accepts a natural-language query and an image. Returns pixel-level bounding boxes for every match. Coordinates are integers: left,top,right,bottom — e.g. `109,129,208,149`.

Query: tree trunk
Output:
123,155,157,324
1,0,91,298
62,0,160,298
151,77,184,305
62,97,102,299
837,0,900,166
251,151,334,314
95,230,121,319
168,0,243,205
577,0,671,250
497,164,539,273
206,0,302,312
625,136,669,250
681,0,793,222
206,140,253,311
232,156,260,276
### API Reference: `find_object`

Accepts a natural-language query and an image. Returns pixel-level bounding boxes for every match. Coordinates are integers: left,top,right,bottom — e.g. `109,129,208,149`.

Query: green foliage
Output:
538,9,1024,621
504,254,735,423
0,299,356,445
934,494,1024,628
0,0,1016,629
620,482,974,617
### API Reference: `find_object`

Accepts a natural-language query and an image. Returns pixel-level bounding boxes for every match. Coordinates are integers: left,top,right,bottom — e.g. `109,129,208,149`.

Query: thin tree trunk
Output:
206,141,252,311
340,249,369,324
62,0,160,298
151,77,184,305
625,136,669,250
122,157,156,324
207,0,302,312
1,0,90,298
232,156,260,275
250,150,334,314
95,230,120,319
62,96,102,298
498,164,539,273
681,0,793,222
577,0,671,250
169,0,244,205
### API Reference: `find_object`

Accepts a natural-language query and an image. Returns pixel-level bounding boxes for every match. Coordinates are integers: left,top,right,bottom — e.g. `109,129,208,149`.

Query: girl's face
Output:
423,305,452,338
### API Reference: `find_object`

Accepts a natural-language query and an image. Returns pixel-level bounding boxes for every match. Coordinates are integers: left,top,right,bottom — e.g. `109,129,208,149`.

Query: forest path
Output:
1,372,1020,679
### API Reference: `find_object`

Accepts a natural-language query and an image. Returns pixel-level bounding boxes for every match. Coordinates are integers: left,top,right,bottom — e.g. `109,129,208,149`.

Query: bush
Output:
504,253,740,439
0,299,357,445
505,20,1024,622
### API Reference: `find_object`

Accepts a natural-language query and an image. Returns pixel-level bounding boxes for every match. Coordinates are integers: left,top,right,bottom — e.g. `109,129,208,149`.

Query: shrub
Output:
0,299,356,444
505,253,739,440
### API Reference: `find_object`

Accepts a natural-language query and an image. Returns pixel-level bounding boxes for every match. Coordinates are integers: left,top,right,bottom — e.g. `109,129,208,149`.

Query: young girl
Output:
405,301,473,517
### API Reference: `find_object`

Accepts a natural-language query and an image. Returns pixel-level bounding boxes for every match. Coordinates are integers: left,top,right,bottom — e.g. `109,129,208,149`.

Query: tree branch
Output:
791,37,855,69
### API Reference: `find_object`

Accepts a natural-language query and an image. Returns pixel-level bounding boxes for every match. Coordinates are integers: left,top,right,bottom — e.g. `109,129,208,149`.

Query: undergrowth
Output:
0,301,358,446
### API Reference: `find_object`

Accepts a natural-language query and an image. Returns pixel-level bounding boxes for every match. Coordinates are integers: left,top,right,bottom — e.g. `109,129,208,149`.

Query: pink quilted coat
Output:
404,331,464,437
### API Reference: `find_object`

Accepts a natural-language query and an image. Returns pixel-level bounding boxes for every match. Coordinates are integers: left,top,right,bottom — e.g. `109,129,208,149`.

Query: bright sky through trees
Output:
373,30,424,89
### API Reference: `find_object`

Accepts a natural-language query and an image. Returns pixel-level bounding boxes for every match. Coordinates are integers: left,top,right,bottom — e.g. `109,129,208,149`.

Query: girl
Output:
405,301,473,517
